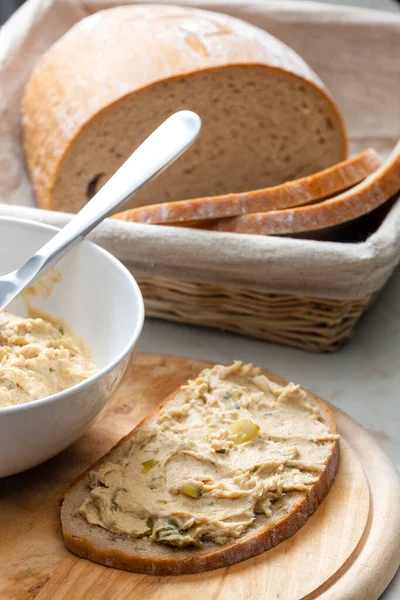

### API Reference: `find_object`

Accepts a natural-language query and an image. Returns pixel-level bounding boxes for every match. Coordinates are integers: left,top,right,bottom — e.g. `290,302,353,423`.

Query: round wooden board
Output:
0,354,399,600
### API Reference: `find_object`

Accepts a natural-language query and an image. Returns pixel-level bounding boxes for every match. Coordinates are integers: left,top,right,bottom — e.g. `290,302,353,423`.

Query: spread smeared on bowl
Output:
80,362,338,548
0,311,98,408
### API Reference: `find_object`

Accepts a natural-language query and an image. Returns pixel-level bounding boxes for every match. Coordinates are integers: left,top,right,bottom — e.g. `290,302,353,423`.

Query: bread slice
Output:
61,363,339,576
22,4,347,214
113,149,381,224
205,139,400,235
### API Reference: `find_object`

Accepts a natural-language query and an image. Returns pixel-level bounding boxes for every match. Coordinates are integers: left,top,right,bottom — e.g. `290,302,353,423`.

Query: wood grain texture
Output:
0,354,399,600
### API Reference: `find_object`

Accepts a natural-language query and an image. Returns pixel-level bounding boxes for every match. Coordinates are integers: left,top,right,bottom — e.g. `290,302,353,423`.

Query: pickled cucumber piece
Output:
229,419,260,444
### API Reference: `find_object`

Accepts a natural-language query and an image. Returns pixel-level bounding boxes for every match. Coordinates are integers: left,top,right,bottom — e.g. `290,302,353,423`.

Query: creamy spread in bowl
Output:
0,311,98,408
80,362,338,548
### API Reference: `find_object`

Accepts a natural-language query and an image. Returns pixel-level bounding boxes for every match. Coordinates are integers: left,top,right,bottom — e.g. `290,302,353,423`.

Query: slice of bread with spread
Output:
61,362,339,576
22,4,347,214
112,149,381,224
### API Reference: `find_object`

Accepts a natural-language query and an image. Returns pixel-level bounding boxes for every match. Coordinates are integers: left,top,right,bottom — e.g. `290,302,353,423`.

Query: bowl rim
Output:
0,216,145,415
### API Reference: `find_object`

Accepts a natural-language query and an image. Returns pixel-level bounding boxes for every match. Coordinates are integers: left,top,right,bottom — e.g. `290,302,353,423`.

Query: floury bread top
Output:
22,4,347,214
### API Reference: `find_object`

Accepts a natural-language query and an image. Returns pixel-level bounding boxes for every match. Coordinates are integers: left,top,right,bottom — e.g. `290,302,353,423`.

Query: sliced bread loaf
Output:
61,362,339,576
22,4,347,213
207,139,400,235
113,149,381,224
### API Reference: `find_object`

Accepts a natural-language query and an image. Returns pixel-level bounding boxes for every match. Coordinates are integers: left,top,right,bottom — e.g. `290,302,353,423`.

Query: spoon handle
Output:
24,110,201,281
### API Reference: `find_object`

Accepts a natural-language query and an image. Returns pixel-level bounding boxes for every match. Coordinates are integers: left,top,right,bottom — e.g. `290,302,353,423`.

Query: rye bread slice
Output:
61,367,339,576
207,139,400,235
113,149,381,224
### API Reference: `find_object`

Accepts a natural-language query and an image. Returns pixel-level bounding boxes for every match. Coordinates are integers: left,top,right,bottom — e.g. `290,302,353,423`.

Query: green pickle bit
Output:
141,459,159,474
181,483,203,498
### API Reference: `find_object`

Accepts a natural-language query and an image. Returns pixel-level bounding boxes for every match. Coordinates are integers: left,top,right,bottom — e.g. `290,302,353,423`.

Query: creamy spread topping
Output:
0,311,98,408
80,362,338,547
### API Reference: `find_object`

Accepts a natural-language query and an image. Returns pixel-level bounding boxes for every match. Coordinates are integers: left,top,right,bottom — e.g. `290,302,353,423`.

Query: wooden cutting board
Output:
0,353,399,600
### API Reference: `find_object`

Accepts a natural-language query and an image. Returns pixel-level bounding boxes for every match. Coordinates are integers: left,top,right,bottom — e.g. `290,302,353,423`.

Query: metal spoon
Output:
0,110,201,312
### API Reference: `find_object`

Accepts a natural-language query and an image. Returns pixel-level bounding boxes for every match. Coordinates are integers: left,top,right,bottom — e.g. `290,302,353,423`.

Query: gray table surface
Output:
139,266,400,598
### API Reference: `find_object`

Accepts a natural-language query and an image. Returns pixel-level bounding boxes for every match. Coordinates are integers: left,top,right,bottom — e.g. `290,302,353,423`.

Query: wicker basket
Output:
137,275,376,352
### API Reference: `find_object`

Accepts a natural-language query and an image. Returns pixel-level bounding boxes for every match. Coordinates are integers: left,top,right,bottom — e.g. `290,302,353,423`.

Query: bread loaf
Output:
61,362,339,576
22,4,347,213
113,149,380,224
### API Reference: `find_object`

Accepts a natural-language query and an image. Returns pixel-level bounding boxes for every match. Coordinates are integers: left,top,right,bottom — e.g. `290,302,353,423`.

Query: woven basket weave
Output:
137,275,376,352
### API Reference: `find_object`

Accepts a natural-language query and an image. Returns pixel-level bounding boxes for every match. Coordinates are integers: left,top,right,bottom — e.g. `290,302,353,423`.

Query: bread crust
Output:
22,4,347,212
112,149,380,224
61,367,339,576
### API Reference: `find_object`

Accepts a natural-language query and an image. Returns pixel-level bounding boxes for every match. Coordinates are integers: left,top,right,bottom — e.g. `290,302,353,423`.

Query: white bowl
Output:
0,217,144,477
